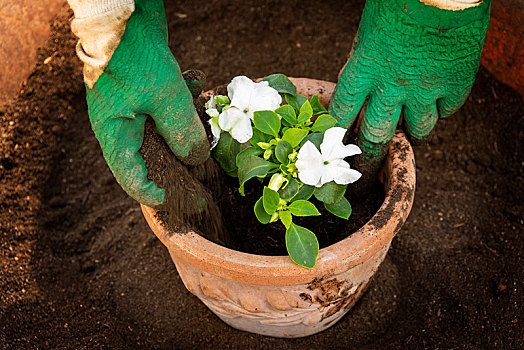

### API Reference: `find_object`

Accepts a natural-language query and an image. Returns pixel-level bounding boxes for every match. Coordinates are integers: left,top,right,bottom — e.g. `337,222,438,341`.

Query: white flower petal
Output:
326,143,362,162
336,168,362,184
227,76,254,110
319,165,336,187
326,159,362,185
320,127,346,158
246,82,282,118
208,116,221,149
218,107,252,143
298,168,325,187
229,115,253,143
206,108,219,118
205,95,217,109
320,127,361,161
218,107,243,130
296,141,323,186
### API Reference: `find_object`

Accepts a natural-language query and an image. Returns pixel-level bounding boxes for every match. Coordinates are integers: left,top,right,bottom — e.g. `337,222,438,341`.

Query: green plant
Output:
209,74,361,268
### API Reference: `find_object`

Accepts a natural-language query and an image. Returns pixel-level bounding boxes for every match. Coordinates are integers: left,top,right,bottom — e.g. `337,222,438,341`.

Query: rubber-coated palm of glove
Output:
329,0,491,188
86,0,209,209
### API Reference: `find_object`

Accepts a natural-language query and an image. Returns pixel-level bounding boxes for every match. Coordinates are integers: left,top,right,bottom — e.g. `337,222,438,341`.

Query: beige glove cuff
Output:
68,0,135,88
421,0,483,11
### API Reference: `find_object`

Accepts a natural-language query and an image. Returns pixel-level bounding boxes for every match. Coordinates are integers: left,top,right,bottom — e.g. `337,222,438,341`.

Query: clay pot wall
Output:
480,0,524,96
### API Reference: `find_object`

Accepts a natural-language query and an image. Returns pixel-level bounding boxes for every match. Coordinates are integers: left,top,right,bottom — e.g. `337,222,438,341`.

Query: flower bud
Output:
214,95,230,106
257,142,271,150
268,173,286,191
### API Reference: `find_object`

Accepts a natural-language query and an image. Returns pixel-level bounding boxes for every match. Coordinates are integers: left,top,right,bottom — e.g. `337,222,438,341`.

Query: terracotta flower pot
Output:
141,78,416,338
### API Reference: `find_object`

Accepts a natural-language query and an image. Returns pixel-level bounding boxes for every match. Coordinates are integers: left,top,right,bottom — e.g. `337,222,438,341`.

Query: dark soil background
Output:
1,1,522,348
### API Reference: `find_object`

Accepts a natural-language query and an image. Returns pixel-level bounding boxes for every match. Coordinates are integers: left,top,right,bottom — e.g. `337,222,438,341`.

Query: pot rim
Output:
141,78,416,286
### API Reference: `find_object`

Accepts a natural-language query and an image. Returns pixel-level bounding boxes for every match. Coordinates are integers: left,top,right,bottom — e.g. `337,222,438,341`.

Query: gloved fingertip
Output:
121,173,165,209
180,139,210,166
406,133,430,146
356,136,390,163
138,185,166,209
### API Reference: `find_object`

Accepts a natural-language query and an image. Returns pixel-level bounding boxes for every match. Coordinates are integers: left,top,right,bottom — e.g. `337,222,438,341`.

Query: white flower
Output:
217,76,282,144
218,106,253,143
205,96,221,149
206,76,282,146
205,95,217,110
295,127,362,187
227,76,282,119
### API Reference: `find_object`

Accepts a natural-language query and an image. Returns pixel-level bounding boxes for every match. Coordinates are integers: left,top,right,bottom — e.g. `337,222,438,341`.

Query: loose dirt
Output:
140,118,225,245
0,1,522,349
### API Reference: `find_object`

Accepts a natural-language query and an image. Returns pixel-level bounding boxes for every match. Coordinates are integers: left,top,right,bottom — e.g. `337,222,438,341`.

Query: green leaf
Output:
268,173,287,192
250,128,271,147
254,197,271,224
279,210,292,229
297,100,313,124
239,184,246,196
257,142,271,150
236,146,263,167
263,186,280,214
288,200,320,216
311,114,337,133
262,74,297,96
286,94,308,114
282,128,309,148
275,141,293,164
324,196,352,219
226,169,238,177
314,181,347,204
300,132,324,150
253,111,281,138
275,105,297,126
212,132,241,175
299,100,313,117
238,155,279,192
292,184,315,201
214,95,230,106
285,223,319,268
278,177,299,200
310,95,327,114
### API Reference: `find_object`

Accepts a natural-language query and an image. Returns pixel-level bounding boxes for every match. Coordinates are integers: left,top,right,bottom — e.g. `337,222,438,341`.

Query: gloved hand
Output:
329,0,491,181
86,0,209,208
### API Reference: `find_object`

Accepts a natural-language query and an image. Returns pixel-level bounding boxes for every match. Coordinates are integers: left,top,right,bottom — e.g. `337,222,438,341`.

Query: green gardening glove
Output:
86,0,209,208
329,0,491,183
